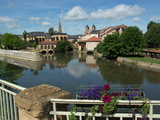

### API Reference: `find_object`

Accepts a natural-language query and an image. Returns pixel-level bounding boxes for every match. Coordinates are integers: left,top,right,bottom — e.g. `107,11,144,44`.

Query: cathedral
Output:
85,24,96,34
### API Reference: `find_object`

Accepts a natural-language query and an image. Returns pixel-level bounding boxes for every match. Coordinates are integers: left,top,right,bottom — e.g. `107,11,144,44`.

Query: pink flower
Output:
99,105,103,111
103,84,110,90
102,95,111,102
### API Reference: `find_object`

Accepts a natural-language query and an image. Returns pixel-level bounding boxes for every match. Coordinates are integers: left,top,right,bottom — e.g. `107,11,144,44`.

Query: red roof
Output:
39,41,57,45
85,36,101,42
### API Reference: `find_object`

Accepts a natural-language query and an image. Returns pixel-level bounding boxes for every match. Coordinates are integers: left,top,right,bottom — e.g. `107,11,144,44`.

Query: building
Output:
38,20,68,53
100,24,128,41
37,41,57,53
26,32,46,44
68,35,80,42
85,36,101,52
77,25,100,53
52,33,68,41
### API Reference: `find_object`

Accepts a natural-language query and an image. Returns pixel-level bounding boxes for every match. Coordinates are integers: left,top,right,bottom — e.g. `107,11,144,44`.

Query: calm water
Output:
1,53,160,100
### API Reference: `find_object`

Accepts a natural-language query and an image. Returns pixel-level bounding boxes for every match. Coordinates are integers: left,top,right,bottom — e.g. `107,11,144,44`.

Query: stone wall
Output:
0,49,43,61
117,57,160,71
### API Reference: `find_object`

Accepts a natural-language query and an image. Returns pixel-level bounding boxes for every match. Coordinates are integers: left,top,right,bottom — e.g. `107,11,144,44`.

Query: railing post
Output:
149,104,153,120
14,84,71,120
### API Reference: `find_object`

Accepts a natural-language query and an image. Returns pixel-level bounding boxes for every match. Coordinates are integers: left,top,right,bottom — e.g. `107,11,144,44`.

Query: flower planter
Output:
115,105,142,113
76,84,145,114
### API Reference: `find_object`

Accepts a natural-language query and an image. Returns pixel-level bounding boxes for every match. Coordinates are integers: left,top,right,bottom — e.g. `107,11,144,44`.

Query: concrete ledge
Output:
15,84,71,120
117,57,160,71
0,49,43,61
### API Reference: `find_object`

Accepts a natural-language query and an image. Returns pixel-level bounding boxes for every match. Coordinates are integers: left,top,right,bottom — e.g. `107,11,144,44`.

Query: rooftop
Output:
90,30,100,34
86,36,101,42
54,33,67,35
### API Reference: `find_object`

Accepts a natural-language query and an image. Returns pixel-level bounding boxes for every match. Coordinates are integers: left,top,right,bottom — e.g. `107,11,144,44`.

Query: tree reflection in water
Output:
0,60,25,84
144,70,160,84
96,58,144,85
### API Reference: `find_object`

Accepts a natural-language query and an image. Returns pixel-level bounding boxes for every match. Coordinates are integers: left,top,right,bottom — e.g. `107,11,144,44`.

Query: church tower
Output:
92,24,96,31
58,20,62,33
85,25,89,34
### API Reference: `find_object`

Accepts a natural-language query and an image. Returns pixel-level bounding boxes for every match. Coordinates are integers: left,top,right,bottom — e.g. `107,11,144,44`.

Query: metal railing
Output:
0,79,26,120
0,78,160,120
50,99,160,120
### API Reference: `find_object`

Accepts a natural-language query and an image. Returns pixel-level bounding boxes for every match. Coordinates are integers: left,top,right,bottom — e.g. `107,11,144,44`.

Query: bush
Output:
54,40,72,53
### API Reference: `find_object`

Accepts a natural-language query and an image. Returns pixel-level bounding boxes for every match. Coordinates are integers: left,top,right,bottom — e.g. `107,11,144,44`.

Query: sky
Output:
0,0,160,35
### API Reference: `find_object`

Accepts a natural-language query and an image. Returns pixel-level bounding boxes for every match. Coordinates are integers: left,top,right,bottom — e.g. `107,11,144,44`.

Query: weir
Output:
0,49,43,62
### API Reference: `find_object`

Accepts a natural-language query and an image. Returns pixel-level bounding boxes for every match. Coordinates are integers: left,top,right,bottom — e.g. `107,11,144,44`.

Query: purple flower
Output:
103,84,110,90
102,95,111,102
111,92,120,97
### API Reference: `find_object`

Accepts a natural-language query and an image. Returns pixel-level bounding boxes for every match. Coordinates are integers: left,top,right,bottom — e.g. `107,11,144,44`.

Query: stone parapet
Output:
15,84,71,120
0,49,43,61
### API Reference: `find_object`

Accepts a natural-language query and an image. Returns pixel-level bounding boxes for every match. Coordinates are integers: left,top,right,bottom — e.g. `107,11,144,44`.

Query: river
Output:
1,53,160,101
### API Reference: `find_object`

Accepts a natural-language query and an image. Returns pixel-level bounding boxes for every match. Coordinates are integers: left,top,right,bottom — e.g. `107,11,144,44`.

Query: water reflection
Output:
64,59,89,79
1,53,160,100
0,60,25,84
0,56,44,70
96,58,144,85
144,70,160,84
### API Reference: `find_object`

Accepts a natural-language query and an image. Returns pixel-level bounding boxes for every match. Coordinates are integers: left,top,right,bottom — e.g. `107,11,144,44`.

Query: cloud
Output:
43,17,50,21
62,4,145,21
29,17,50,22
63,6,89,20
150,16,160,22
42,21,52,26
132,17,141,22
90,4,145,21
0,16,19,29
29,17,41,21
66,64,88,79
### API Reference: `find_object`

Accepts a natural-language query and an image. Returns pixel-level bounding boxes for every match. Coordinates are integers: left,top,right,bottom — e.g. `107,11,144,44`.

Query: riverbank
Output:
117,57,160,72
0,49,43,62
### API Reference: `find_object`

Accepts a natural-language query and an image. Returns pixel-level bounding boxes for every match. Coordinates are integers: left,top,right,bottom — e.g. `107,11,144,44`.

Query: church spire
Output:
58,19,62,33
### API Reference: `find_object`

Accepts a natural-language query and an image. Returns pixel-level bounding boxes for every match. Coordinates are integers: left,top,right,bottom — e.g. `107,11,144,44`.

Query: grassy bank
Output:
126,57,160,64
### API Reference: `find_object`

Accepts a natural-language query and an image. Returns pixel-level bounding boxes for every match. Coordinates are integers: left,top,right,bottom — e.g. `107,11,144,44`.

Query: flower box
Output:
76,84,145,100
76,84,145,113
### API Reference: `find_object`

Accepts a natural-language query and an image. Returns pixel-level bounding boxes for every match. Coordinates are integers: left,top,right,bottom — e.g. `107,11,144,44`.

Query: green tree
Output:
147,21,156,30
48,28,54,35
54,40,72,53
20,40,28,49
12,38,23,49
1,33,23,49
31,42,37,49
145,23,160,48
23,30,27,41
120,26,145,55
97,33,121,59
73,39,77,43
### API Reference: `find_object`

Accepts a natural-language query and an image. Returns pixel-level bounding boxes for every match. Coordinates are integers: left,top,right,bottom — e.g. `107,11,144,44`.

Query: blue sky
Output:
0,0,160,35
